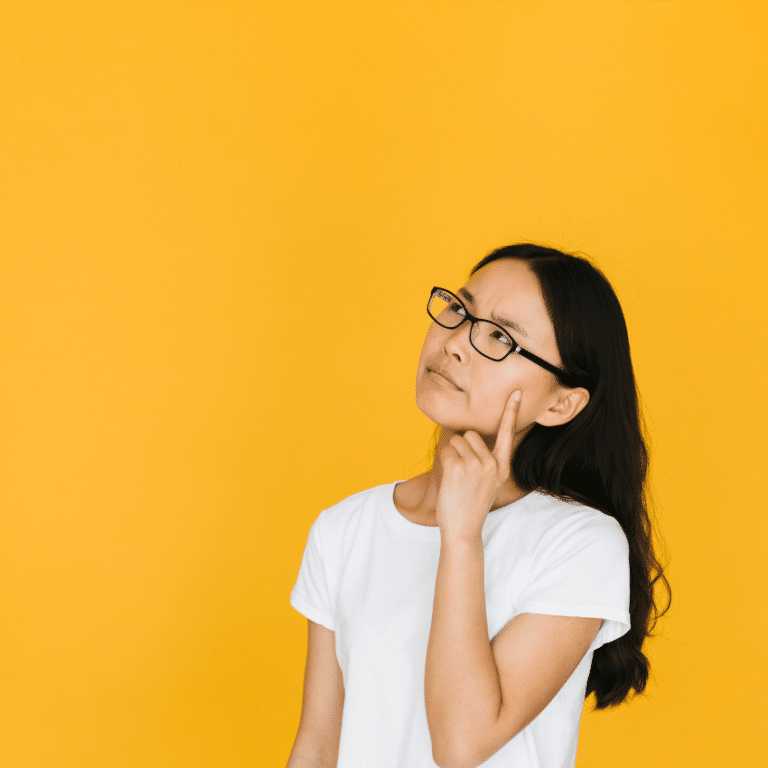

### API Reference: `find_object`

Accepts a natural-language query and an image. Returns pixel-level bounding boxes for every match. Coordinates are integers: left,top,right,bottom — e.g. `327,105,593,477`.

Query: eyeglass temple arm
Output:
431,286,582,388
515,346,581,387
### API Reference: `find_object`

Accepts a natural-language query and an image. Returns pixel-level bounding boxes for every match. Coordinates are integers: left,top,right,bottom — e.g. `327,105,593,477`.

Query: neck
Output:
414,426,529,517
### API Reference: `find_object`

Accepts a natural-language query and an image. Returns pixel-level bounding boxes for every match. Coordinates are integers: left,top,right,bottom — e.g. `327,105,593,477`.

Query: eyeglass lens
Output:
428,290,515,361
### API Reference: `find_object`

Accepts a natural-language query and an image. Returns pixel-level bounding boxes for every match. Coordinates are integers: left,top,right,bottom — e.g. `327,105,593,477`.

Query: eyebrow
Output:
457,287,529,338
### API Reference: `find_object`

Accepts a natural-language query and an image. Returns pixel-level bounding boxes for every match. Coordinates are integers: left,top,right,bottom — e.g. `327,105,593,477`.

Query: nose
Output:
442,317,473,360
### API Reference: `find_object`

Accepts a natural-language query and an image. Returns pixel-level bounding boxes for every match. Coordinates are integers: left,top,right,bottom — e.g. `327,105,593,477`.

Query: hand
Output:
435,389,523,541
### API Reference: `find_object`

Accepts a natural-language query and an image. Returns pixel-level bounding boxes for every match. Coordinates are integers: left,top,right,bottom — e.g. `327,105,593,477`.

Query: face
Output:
415,258,569,441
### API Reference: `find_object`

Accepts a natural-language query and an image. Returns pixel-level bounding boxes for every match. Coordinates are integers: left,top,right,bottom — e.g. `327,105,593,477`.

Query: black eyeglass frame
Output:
428,286,582,388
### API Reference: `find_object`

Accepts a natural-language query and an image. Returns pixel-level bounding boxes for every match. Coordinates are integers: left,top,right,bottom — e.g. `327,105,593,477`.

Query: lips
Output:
428,366,462,391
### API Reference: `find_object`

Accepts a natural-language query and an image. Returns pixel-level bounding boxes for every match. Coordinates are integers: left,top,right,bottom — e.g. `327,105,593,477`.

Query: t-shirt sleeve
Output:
514,511,631,652
290,512,336,631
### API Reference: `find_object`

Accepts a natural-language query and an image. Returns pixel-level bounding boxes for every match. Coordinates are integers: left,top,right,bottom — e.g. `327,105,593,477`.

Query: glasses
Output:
427,286,580,386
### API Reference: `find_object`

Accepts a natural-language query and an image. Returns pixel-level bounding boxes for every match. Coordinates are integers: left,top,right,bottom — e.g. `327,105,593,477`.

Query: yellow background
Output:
1,1,765,765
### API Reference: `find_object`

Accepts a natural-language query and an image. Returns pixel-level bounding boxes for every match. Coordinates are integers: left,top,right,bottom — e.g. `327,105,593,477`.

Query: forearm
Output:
425,534,502,763
286,744,336,768
286,728,339,768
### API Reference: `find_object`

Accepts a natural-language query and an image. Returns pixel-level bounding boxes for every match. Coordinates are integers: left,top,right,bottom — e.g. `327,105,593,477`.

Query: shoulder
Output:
524,491,628,552
313,480,392,538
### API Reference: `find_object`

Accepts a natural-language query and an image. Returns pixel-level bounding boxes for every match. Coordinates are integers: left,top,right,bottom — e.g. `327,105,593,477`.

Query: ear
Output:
534,387,590,427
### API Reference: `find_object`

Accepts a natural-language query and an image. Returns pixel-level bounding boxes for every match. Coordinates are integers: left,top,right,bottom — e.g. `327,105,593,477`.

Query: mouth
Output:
427,367,462,391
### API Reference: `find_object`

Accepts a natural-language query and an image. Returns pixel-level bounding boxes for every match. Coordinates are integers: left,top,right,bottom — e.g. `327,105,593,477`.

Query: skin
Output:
394,257,591,528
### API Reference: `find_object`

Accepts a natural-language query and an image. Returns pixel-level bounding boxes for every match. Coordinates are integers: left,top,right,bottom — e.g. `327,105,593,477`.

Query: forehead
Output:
467,259,544,307
464,258,555,340
461,258,564,367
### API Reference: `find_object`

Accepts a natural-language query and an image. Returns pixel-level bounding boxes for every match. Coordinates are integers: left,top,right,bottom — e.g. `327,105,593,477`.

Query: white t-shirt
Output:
290,479,631,768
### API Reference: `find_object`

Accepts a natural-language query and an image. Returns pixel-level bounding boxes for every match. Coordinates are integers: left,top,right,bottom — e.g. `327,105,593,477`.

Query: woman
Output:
287,243,671,768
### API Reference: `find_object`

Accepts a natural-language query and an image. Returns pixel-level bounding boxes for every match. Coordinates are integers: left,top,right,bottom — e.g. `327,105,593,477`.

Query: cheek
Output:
511,379,552,428
498,359,538,395
418,328,438,358
515,400,540,432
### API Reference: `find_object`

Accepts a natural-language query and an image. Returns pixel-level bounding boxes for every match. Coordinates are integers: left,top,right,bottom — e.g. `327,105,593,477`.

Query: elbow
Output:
428,706,503,768
432,751,496,768
433,730,516,768
432,756,476,768
431,753,464,768
431,737,460,768
431,742,481,768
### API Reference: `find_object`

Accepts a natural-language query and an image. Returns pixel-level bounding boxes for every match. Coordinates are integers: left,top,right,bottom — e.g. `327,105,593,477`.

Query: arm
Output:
286,753,333,768
286,619,345,768
424,535,501,767
424,534,603,768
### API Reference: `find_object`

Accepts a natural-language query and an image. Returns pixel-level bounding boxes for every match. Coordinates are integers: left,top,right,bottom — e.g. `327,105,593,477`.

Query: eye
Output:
490,329,513,346
448,302,466,315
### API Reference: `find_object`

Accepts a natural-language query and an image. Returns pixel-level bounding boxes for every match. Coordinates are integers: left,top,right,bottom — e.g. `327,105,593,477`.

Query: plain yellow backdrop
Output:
1,1,766,766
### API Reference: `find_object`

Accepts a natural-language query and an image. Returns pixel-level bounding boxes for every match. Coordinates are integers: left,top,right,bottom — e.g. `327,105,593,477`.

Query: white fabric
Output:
290,479,631,768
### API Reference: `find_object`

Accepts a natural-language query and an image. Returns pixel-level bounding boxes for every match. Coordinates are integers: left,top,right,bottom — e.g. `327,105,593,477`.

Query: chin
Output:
415,394,479,434
415,395,451,428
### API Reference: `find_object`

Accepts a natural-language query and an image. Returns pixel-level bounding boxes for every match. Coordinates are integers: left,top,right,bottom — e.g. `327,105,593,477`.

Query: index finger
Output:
492,389,522,465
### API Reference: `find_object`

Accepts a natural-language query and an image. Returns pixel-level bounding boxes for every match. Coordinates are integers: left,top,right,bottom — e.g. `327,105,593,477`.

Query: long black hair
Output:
429,242,672,710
